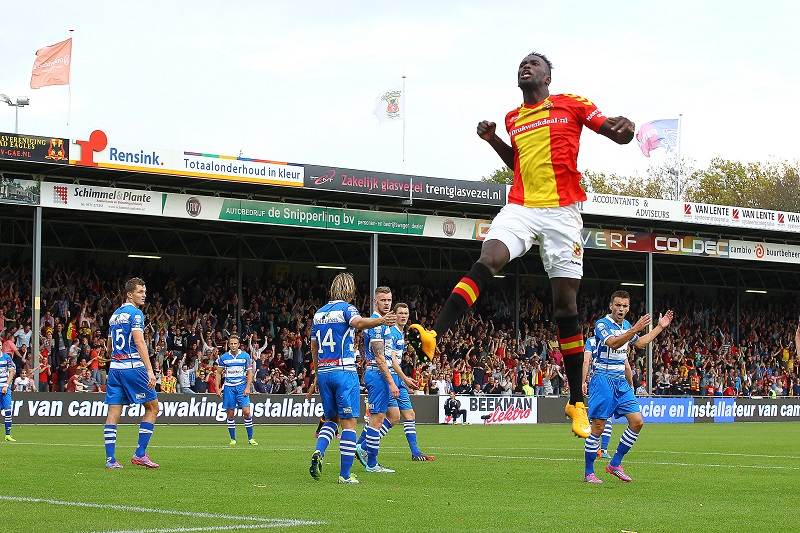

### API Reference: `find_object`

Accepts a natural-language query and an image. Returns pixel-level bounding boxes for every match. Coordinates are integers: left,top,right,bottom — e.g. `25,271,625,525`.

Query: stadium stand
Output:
1,259,796,398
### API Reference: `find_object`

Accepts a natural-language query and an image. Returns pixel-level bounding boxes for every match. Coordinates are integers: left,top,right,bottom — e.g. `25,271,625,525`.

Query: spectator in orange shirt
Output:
161,367,177,393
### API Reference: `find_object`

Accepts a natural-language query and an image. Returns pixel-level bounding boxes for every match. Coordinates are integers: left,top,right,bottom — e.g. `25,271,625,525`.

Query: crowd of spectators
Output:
0,259,798,400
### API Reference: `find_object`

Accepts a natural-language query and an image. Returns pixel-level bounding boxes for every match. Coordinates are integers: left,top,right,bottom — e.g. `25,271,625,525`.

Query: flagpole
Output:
676,113,682,200
67,29,74,138
401,75,406,172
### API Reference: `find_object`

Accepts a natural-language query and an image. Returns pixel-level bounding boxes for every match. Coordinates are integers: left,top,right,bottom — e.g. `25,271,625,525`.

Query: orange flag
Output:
30,38,72,89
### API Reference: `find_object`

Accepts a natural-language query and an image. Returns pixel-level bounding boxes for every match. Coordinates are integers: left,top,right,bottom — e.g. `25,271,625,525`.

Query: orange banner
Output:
30,38,72,89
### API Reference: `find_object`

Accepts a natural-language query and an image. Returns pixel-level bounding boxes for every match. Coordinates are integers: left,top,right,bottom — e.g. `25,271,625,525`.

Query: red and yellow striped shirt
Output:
505,94,606,208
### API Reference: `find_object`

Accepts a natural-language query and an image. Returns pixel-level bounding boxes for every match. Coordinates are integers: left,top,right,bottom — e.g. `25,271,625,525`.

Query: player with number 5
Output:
102,277,160,469
308,272,395,484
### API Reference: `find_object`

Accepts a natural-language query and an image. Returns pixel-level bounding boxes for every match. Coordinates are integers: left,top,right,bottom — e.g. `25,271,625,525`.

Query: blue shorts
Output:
104,366,158,405
364,369,390,414
390,374,413,411
318,370,360,420
222,384,250,410
587,374,640,421
0,389,11,410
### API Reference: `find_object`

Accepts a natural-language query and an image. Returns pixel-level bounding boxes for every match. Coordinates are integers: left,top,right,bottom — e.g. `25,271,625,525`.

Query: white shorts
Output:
484,203,583,279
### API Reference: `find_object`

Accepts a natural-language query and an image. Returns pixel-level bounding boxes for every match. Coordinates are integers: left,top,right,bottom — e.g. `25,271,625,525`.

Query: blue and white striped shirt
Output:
364,312,394,374
593,315,638,380
312,300,360,373
108,303,145,369
388,325,405,372
0,353,12,388
219,351,251,387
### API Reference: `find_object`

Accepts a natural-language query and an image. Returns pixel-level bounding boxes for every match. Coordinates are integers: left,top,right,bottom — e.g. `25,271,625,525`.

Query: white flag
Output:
373,86,403,124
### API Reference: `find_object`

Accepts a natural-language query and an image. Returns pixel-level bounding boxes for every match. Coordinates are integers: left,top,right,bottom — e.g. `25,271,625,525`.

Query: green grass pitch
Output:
1,422,797,532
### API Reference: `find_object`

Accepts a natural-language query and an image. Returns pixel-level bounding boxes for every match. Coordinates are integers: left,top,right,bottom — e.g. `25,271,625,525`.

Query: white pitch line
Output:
0,496,323,529
438,452,800,471
91,524,311,533
14,440,800,462
413,446,800,461
10,442,279,450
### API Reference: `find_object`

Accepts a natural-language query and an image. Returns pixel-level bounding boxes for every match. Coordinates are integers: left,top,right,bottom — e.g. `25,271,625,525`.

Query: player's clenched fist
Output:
477,120,497,141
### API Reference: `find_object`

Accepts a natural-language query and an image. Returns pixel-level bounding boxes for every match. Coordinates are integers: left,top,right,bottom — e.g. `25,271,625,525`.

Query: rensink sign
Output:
70,129,303,187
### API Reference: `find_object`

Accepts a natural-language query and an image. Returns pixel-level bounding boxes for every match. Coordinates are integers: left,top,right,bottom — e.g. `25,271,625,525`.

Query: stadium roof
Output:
1,156,799,294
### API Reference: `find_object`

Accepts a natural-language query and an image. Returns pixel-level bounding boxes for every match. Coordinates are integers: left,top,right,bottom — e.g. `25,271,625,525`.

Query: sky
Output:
1,1,798,183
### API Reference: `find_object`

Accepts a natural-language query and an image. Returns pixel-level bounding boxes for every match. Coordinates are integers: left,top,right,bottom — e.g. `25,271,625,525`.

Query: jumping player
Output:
103,278,160,469
408,51,635,438
216,334,257,446
583,290,672,483
308,273,395,484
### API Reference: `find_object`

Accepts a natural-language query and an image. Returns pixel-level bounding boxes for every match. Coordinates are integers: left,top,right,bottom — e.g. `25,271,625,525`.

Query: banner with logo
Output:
581,193,800,235
40,182,800,265
581,193,676,222
0,177,40,205
582,230,732,259
581,229,800,264
438,395,537,425
40,181,165,215
61,129,800,233
30,38,72,89
728,240,800,263
163,194,475,238
11,393,325,424
0,132,69,164
537,396,800,424
304,164,507,206
9,393,441,424
373,86,404,124
70,129,303,187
